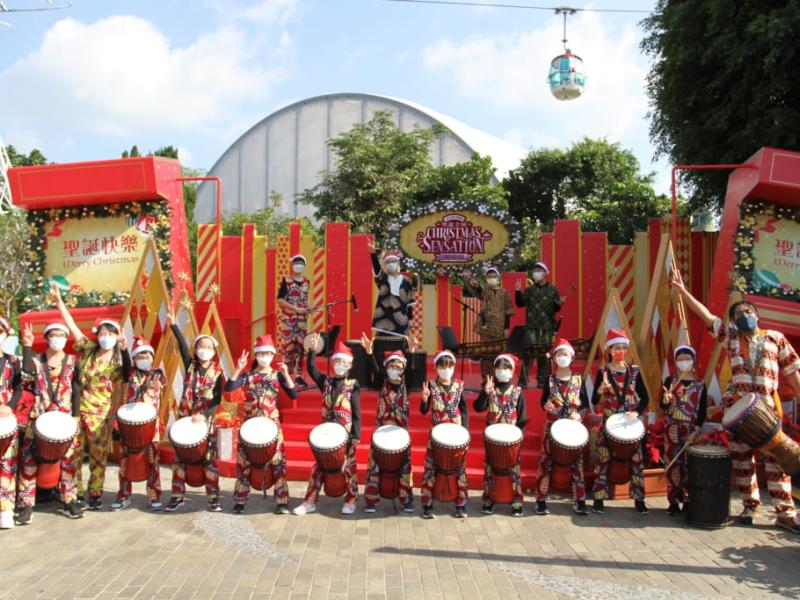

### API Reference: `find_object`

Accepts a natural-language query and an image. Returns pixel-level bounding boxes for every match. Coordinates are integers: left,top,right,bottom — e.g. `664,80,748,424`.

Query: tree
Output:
0,210,30,320
222,192,315,241
415,153,507,209
642,1,800,210
7,145,47,167
504,137,671,245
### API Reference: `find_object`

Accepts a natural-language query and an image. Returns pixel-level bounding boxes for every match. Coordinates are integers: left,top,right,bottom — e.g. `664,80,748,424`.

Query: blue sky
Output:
0,0,669,192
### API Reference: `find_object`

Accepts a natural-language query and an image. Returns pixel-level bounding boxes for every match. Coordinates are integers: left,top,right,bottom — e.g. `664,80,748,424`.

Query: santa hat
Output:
549,338,575,358
533,261,549,274
254,335,277,354
493,353,516,369
290,254,306,265
384,250,402,262
194,334,219,348
44,320,70,337
130,336,154,358
383,350,407,367
331,341,353,363
674,344,696,358
433,350,456,365
484,266,500,276
605,329,630,348
0,316,13,334
92,318,121,333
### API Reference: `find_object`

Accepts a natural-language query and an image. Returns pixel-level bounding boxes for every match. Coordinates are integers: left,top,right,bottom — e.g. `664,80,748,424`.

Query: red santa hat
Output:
0,315,13,334
254,335,277,354
383,350,407,367
384,249,402,263
194,334,219,348
674,344,696,358
130,336,155,358
92,318,121,333
605,329,630,348
44,320,70,337
331,341,353,363
290,254,306,265
493,353,516,369
433,350,456,365
549,338,575,358
533,261,549,274
484,266,500,276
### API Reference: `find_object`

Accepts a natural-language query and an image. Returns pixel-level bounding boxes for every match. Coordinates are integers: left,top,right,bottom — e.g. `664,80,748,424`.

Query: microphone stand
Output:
318,297,356,376
454,297,482,385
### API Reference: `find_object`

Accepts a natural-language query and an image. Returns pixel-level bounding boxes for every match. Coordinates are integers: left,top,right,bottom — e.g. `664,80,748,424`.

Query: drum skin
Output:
239,417,279,467
371,425,410,474
169,417,210,465
549,419,588,467
34,412,77,464
687,445,731,529
604,414,645,463
117,403,158,453
484,424,523,473
431,424,470,474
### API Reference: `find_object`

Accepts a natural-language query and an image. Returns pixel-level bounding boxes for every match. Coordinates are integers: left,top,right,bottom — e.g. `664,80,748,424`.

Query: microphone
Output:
351,294,359,312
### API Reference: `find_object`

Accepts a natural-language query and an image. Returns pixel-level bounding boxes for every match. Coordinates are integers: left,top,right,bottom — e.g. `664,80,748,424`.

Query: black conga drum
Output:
405,351,427,391
687,444,731,529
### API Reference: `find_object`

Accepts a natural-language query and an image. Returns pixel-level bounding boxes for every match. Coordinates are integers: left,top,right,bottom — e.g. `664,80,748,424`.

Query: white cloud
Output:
177,145,194,166
209,0,301,26
0,16,289,139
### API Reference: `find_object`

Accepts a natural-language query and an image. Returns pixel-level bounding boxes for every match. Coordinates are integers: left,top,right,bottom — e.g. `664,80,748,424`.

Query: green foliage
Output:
415,153,507,208
0,210,30,321
222,192,315,243
6,145,47,167
504,137,672,245
642,1,800,210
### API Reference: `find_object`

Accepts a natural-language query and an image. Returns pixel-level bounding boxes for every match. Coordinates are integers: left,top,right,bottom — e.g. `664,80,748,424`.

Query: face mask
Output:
256,355,273,368
675,359,693,372
292,263,304,274
135,358,153,371
734,313,757,333
486,277,499,287
386,367,403,381
437,367,454,381
494,368,512,383
555,355,572,368
611,350,626,363
48,337,67,352
333,363,350,376
386,262,400,274
196,348,215,362
98,335,116,350
532,271,545,282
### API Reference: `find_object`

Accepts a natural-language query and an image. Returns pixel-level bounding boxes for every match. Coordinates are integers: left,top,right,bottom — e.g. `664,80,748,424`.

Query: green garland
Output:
732,199,800,302
22,200,175,311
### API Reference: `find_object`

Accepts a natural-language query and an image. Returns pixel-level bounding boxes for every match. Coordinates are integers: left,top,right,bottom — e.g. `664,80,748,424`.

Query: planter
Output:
608,467,668,499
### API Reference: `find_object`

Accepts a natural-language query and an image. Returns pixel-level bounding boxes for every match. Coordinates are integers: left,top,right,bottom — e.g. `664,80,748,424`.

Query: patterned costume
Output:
591,365,649,501
371,252,415,336
473,284,515,342
661,375,706,506
515,278,562,384
278,275,310,378
0,352,24,513
713,318,800,522
474,380,527,508
17,350,80,509
420,379,469,508
535,374,587,502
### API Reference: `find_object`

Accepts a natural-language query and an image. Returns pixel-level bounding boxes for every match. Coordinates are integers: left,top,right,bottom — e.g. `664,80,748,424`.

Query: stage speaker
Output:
506,326,531,354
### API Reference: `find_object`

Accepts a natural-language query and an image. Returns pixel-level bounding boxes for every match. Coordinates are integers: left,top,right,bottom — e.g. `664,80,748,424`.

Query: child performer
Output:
0,316,25,529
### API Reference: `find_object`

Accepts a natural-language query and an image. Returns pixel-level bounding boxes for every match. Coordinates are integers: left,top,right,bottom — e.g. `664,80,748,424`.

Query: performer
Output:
294,335,361,515
110,336,165,512
225,335,296,515
660,345,707,516
0,315,24,529
514,262,563,387
164,313,225,512
473,353,527,516
53,285,130,511
590,329,649,515
534,339,589,516
673,278,800,533
360,333,415,513
371,248,415,338
467,267,515,375
16,321,83,523
277,254,310,388
420,350,469,519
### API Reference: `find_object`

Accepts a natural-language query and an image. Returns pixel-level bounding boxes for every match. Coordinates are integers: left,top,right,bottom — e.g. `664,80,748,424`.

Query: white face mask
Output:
135,358,153,371
386,262,400,274
196,348,215,362
532,271,545,282
256,354,274,368
555,355,573,368
386,367,403,381
486,277,499,287
494,368,512,383
333,363,350,376
437,367,454,381
292,263,304,274
48,337,67,352
676,359,694,373
98,335,116,350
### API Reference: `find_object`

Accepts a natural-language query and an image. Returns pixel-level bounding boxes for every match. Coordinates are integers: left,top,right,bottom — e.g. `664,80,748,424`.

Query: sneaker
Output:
402,499,415,513
341,502,356,515
592,499,605,514
738,505,758,525
233,503,245,514
110,498,131,511
88,497,103,511
15,506,33,525
60,502,84,520
75,496,87,511
363,502,377,514
667,502,681,516
681,502,691,514
0,509,14,529
164,496,185,512
776,519,800,535
481,502,495,515
149,500,163,511
573,500,588,516
511,506,524,517
294,376,309,388
208,498,223,512
293,501,316,515
635,500,649,515
454,506,468,519
421,505,435,519
274,504,290,515
535,500,550,515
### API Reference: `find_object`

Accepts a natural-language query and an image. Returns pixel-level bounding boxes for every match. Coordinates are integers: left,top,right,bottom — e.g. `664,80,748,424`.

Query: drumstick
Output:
663,437,694,472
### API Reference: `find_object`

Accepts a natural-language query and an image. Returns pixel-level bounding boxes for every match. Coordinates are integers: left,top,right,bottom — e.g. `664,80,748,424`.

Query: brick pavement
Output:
2,465,799,599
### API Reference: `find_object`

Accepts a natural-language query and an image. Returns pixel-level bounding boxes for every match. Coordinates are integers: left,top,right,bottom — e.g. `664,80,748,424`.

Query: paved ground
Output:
3,465,799,600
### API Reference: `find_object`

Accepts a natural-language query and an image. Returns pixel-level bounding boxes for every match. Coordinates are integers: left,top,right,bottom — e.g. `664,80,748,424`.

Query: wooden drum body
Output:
371,424,411,499
34,411,77,489
117,402,158,453
0,413,17,457
687,444,731,529
722,393,780,449
240,417,280,490
430,423,470,502
309,422,349,497
604,413,645,485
